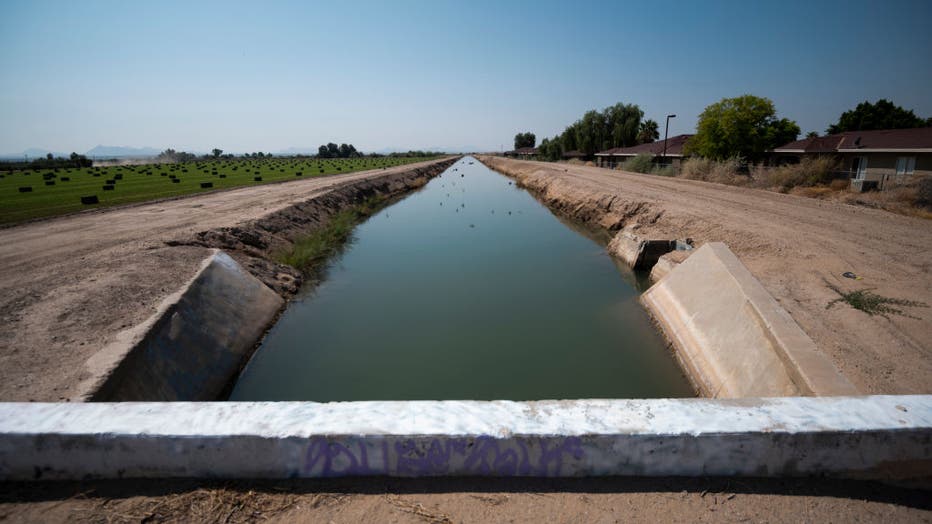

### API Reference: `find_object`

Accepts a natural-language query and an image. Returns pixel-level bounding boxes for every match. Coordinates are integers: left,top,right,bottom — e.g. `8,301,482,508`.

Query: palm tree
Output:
637,119,660,144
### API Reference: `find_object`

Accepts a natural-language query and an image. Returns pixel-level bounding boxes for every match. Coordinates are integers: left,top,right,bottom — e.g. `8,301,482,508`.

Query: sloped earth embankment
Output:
168,159,456,297
0,157,457,402
476,155,932,395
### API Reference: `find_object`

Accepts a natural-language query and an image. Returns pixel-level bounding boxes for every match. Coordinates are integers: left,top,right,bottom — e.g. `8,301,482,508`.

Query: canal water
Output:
230,157,692,401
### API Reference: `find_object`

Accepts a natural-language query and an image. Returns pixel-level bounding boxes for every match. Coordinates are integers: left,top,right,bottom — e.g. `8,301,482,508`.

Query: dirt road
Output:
480,156,932,395
2,477,929,523
0,158,452,402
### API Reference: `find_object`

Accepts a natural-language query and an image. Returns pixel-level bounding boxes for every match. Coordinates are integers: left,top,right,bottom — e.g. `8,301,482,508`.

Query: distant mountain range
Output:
85,145,161,158
1,145,162,159
2,144,486,160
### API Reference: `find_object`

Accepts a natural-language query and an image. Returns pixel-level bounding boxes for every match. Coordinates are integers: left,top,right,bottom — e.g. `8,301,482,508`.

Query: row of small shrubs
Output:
752,156,842,191
619,154,677,177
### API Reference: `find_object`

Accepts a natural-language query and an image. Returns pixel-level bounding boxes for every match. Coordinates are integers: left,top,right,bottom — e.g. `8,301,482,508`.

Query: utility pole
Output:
662,114,676,164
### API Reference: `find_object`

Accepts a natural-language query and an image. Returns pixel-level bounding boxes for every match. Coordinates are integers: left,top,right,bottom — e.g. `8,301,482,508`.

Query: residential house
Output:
561,150,591,161
594,134,693,169
503,146,539,160
772,127,932,191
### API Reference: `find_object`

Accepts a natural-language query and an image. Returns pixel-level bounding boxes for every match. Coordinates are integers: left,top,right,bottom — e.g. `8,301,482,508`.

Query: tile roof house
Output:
594,135,693,168
772,127,932,191
503,146,539,160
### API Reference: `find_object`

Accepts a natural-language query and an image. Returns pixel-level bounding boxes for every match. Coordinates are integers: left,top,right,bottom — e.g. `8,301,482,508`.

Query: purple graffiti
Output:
303,436,584,477
303,438,388,477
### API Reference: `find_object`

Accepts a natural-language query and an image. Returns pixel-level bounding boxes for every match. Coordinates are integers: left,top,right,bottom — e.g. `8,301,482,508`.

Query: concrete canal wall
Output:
642,243,858,398
1,396,929,480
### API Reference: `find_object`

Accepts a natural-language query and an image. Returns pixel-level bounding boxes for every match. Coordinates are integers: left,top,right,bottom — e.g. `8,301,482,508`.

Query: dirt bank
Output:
0,157,457,402
478,156,932,395
2,477,929,523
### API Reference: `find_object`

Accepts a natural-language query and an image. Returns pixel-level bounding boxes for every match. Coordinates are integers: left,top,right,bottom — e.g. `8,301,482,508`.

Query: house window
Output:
895,157,916,176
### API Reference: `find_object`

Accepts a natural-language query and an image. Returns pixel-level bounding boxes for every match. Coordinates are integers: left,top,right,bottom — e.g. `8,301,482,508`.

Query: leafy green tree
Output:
318,145,330,158
604,103,642,149
327,143,339,158
637,119,660,144
806,131,819,138
46,153,53,160
827,99,929,134
538,137,563,161
514,132,536,149
211,148,223,158
685,95,800,160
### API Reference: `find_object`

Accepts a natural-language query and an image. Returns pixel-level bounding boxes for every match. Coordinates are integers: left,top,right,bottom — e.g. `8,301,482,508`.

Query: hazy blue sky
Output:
1,0,930,154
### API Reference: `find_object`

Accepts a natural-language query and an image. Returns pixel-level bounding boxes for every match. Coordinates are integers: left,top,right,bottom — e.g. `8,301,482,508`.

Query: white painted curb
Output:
1,396,929,480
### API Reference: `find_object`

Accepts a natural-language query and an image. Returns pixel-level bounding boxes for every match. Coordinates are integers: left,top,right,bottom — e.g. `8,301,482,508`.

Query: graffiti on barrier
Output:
303,436,584,477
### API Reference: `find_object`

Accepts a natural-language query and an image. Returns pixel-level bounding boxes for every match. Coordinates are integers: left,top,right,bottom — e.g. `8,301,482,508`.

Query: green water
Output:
230,157,692,400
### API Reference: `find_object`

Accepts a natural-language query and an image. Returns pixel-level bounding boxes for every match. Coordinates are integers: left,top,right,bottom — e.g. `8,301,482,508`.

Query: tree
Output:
603,103,642,149
318,145,330,158
685,94,800,161
533,101,645,160
212,148,223,158
327,143,339,158
560,126,578,152
46,153,53,160
827,99,929,134
637,119,660,144
806,131,819,138
538,137,563,161
339,143,352,158
514,132,536,149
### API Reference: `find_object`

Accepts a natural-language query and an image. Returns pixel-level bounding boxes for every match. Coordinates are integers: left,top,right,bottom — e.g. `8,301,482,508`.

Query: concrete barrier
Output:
78,250,283,401
642,243,858,398
607,231,687,270
0,396,929,480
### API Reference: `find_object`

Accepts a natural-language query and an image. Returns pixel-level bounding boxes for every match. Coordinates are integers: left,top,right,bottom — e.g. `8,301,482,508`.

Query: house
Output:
772,127,932,191
561,150,591,161
594,134,693,169
504,146,539,160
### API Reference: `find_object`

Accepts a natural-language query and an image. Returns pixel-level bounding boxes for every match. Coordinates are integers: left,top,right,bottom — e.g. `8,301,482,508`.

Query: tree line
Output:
534,103,661,161
523,96,930,163
0,152,92,171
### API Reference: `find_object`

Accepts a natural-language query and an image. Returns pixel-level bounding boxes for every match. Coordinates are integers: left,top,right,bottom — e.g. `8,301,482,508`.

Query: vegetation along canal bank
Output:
230,157,692,401
0,157,457,402
476,155,932,396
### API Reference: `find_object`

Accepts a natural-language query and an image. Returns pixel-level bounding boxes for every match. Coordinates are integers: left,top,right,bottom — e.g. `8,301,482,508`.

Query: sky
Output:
1,0,930,155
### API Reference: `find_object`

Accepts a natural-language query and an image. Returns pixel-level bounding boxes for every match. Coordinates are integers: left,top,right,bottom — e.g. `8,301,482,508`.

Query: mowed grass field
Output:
0,156,436,225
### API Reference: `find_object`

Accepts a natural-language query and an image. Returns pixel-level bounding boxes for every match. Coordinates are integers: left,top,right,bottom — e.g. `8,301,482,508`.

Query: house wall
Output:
840,152,932,188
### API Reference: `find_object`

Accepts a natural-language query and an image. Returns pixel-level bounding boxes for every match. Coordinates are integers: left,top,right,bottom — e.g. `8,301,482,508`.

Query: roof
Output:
562,150,587,158
506,146,539,155
595,134,693,157
773,127,932,153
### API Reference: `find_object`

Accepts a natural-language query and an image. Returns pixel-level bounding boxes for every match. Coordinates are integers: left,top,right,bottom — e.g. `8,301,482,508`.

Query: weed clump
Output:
276,195,387,273
826,282,927,319
619,154,654,174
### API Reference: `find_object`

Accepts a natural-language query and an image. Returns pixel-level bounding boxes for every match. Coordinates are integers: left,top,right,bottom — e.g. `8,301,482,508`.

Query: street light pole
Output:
662,114,676,164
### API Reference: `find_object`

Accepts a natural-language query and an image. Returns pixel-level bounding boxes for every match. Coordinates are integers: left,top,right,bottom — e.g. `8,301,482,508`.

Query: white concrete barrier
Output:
0,396,929,480
642,243,858,398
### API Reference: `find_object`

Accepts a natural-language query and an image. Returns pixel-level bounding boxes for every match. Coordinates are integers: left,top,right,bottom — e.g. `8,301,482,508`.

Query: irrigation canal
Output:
230,157,692,400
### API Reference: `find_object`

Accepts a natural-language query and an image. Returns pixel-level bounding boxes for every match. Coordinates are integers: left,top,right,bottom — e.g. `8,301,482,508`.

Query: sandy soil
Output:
1,477,929,523
479,157,932,395
0,158,451,402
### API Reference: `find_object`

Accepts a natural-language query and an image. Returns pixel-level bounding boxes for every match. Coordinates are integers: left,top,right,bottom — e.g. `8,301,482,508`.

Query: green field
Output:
0,156,436,225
